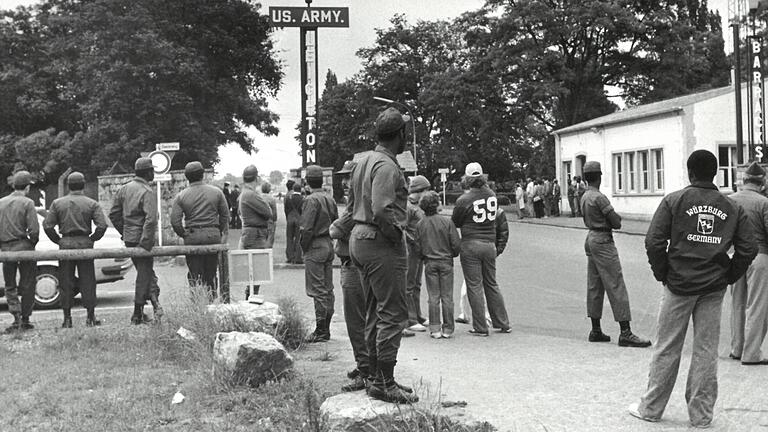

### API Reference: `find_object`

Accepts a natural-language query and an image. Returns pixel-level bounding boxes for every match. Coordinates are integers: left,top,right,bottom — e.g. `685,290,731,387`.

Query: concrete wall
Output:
98,169,215,246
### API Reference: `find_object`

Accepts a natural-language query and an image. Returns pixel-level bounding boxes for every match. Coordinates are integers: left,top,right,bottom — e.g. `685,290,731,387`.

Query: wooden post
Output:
0,244,229,262
218,251,230,304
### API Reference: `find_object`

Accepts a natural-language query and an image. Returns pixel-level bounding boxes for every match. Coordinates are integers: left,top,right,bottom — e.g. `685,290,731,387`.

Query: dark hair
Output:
307,177,323,189
13,184,27,191
583,172,601,183
185,171,204,183
292,183,303,192
261,182,271,193
69,181,85,191
377,126,403,142
135,168,154,180
465,175,487,189
419,191,440,216
687,150,717,181
745,177,764,186
286,179,295,190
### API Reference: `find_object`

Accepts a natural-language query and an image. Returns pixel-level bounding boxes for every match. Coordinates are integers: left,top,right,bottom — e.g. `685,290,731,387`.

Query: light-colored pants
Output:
458,280,490,324
638,287,725,427
730,253,768,362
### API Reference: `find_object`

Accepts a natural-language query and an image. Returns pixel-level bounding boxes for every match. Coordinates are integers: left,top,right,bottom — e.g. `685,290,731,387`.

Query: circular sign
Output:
148,150,172,175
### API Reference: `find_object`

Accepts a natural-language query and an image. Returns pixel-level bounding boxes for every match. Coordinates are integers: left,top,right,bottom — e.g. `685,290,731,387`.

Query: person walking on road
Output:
728,161,768,365
43,171,108,328
0,171,39,332
580,161,650,347
452,162,512,337
344,107,418,404
170,162,230,301
414,191,461,339
629,150,756,428
239,165,273,303
261,182,278,247
109,157,162,325
284,181,304,264
300,165,338,343
404,175,431,334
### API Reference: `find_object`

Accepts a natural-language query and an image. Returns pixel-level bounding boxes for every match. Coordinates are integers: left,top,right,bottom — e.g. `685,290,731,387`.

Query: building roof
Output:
552,85,733,136
352,150,417,172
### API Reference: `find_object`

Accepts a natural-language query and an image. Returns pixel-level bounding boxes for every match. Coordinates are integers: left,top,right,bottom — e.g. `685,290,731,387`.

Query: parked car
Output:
0,212,133,308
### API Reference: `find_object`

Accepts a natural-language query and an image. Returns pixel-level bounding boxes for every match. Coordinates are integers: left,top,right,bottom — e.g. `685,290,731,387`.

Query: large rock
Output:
320,391,496,431
207,301,282,331
212,331,294,387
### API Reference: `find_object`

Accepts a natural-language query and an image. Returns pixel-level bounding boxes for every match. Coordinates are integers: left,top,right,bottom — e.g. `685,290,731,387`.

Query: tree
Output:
0,0,282,182
269,170,284,185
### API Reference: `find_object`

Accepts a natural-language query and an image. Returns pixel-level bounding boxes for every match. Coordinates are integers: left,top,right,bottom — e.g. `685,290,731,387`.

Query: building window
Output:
613,149,663,194
717,145,736,190
562,160,572,186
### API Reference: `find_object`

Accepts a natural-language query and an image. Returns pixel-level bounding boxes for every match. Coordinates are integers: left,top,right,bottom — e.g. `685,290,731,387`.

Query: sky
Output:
0,0,731,177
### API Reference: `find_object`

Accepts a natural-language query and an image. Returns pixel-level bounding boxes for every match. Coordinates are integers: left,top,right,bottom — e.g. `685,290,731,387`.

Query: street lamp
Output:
373,96,417,174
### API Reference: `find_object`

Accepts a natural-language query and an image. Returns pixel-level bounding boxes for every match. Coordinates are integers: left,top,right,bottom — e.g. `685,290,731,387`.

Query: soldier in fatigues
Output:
630,150,756,428
344,107,418,404
284,181,304,264
580,161,650,347
170,162,230,300
239,165,273,302
109,157,162,325
0,171,39,332
43,172,108,328
404,175,430,334
728,161,768,365
301,165,338,342
451,162,511,336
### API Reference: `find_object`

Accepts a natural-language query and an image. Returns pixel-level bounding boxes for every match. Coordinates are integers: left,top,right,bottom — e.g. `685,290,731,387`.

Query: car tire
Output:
35,265,62,308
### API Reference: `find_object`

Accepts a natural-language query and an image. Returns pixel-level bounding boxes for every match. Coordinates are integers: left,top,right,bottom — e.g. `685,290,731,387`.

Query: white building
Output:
553,84,757,219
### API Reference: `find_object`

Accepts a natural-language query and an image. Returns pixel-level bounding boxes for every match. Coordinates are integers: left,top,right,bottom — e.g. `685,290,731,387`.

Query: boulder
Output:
207,301,282,331
212,331,294,387
320,392,495,431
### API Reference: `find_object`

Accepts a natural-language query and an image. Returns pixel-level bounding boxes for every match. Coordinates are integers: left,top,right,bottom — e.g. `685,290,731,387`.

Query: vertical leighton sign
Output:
270,5,349,168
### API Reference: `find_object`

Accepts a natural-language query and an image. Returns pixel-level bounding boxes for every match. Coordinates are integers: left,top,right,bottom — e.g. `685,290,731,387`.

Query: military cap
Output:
67,171,85,185
336,160,356,175
184,161,204,176
744,161,766,179
465,162,483,178
306,165,324,178
12,170,33,188
242,165,259,179
135,157,153,171
583,161,602,174
408,175,431,193
375,107,410,136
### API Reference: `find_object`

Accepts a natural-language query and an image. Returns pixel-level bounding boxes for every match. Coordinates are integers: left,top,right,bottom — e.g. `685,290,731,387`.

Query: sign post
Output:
438,168,449,206
149,143,177,246
269,3,349,169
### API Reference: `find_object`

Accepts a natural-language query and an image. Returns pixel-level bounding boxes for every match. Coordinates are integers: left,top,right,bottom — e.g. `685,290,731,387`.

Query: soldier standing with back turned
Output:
239,165,273,302
580,161,650,347
44,172,108,328
170,161,230,300
0,171,39,332
109,157,162,325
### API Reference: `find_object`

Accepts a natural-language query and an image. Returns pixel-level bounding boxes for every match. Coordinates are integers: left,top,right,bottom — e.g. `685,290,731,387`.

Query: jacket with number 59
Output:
451,186,498,243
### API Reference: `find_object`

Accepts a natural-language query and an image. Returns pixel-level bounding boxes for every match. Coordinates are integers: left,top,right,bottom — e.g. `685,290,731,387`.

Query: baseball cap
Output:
184,161,204,176
337,160,356,175
583,161,602,174
135,157,153,171
67,171,85,185
465,162,483,178
306,165,324,178
375,107,410,136
408,175,431,193
242,165,258,180
12,170,33,188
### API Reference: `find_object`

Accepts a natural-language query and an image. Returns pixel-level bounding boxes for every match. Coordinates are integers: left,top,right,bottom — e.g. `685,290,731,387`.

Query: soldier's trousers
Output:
285,213,302,263
304,236,335,323
341,258,369,373
1,239,36,318
406,241,425,325
59,236,96,310
638,287,724,427
584,230,632,322
183,227,221,299
349,225,408,365
460,239,510,333
125,242,159,305
730,253,768,363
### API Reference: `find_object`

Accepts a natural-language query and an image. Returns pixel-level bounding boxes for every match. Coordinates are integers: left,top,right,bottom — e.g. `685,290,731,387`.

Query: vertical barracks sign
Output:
751,36,765,161
270,6,349,167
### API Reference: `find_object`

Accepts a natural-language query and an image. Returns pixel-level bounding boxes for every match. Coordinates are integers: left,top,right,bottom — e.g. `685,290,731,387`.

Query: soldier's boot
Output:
20,316,34,331
367,362,418,404
150,294,163,324
131,304,145,325
62,308,73,329
341,367,369,392
5,313,21,333
305,318,330,343
86,308,101,327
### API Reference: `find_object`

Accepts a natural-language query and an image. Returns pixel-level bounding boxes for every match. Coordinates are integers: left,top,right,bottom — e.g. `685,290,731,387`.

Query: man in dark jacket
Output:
629,150,756,428
284,181,304,264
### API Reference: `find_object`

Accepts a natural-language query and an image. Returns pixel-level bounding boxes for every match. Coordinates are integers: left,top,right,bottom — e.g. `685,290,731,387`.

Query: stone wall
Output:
98,169,215,246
